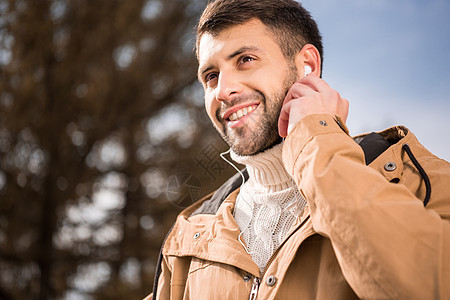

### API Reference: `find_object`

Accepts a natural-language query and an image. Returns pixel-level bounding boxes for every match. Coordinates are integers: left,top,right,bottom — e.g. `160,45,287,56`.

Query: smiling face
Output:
198,19,299,156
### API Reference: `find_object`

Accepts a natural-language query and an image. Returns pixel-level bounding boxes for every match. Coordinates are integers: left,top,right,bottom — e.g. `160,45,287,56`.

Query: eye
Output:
205,72,218,83
239,55,255,64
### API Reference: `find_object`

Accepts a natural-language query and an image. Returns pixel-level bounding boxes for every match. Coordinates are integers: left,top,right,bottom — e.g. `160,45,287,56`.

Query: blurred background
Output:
0,0,448,299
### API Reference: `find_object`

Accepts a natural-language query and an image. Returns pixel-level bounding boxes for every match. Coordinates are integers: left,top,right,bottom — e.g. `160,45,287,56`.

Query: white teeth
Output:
228,105,257,121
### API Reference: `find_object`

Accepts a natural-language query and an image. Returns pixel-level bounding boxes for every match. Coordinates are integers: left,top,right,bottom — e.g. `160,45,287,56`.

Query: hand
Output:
278,75,349,137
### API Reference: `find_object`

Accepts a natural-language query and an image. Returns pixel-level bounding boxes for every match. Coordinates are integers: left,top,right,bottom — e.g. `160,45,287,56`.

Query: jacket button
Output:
193,232,200,239
266,275,277,287
319,120,327,126
243,275,251,282
384,162,397,172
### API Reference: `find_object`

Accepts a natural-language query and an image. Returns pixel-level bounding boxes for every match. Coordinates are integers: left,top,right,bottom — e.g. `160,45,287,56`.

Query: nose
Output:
216,71,243,102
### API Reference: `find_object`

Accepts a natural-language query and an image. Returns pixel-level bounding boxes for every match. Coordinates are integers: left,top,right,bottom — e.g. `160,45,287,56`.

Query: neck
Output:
230,143,293,193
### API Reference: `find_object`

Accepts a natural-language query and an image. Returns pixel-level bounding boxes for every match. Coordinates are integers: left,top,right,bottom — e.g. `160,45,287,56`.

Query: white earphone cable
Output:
219,148,245,188
219,148,251,254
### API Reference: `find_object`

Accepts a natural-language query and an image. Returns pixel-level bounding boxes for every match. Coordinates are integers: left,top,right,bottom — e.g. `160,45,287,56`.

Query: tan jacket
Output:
147,114,450,300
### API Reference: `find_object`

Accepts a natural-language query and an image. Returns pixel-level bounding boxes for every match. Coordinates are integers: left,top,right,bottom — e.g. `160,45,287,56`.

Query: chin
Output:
214,116,282,156
228,135,283,156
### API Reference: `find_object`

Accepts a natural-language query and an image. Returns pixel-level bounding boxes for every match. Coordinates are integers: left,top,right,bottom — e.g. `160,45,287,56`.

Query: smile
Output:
227,104,258,122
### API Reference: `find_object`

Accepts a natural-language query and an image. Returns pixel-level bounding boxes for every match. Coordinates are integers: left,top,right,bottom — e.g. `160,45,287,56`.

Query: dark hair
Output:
196,0,323,71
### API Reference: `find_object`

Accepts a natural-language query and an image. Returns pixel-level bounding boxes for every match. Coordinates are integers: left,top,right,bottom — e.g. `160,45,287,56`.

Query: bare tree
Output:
0,0,237,298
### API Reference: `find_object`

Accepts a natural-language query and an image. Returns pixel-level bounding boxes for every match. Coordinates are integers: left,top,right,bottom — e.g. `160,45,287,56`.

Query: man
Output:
147,0,450,299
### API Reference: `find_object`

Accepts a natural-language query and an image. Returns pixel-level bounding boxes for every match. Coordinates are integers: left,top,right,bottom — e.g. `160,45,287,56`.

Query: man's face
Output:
197,19,299,156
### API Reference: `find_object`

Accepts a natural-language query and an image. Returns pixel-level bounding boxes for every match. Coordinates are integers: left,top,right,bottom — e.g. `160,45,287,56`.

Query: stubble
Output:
215,64,298,156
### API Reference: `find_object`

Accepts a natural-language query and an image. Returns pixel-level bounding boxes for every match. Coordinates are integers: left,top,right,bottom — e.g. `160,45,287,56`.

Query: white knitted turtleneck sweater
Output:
230,143,307,272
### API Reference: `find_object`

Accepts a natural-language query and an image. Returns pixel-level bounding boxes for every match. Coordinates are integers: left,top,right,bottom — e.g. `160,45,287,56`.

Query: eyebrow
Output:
198,46,261,80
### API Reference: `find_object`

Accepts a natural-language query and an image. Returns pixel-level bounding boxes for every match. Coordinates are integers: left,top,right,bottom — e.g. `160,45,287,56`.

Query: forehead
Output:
197,19,281,71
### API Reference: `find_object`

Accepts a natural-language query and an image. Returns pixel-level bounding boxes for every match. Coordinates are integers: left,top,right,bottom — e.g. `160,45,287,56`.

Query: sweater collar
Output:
230,142,293,192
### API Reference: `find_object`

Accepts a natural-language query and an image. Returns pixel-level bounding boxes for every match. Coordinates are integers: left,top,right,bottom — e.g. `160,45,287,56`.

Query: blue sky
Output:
300,0,450,161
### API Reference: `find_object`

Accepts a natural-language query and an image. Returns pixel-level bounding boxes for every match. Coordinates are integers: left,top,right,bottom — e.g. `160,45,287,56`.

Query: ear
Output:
294,44,321,78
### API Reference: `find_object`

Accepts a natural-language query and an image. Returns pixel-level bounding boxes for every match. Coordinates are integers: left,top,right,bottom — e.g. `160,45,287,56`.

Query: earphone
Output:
304,65,312,76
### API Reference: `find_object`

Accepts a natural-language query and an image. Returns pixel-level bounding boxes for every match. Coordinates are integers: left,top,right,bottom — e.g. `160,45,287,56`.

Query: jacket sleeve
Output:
282,114,450,300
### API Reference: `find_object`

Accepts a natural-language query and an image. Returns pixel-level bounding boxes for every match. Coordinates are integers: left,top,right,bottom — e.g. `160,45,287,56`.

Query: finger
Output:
278,101,292,137
299,74,333,94
283,81,317,107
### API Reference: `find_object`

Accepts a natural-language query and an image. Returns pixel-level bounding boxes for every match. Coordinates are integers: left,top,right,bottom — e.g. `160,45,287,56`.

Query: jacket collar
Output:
194,126,415,217
163,126,423,273
163,188,261,277
190,169,249,216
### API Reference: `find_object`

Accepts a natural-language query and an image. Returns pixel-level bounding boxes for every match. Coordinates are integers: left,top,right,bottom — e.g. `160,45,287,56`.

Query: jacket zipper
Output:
249,277,260,300
247,215,314,299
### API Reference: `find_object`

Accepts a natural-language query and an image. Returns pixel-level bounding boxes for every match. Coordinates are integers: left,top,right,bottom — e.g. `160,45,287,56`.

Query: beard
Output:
214,64,298,156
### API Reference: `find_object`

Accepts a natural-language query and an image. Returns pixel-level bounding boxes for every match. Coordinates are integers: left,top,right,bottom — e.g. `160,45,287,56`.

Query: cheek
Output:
204,95,218,121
